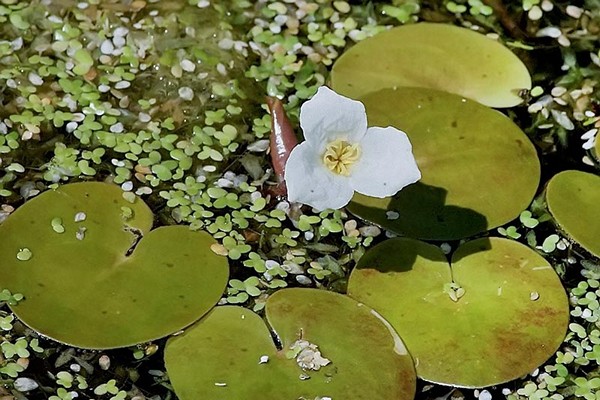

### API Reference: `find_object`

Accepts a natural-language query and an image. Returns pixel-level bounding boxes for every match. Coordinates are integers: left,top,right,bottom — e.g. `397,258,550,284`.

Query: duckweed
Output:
0,0,598,399
16,248,32,261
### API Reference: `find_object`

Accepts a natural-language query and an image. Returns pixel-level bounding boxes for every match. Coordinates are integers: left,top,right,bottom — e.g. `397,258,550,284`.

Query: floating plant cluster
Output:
0,1,599,400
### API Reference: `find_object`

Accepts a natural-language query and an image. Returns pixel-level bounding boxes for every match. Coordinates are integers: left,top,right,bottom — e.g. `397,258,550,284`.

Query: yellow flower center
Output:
322,139,361,176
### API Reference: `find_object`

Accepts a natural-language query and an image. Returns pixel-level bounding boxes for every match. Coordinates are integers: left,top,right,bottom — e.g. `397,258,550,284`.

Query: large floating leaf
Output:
0,182,228,349
546,170,600,257
348,237,568,388
331,22,531,108
348,87,540,240
165,288,416,400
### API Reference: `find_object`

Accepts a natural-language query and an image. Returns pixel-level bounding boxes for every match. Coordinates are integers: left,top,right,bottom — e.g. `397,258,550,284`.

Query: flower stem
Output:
266,96,298,197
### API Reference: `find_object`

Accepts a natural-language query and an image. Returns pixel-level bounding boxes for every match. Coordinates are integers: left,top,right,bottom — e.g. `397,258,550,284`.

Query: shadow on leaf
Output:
349,181,489,241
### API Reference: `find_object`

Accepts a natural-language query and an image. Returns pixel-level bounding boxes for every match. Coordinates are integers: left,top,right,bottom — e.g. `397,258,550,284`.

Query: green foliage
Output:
508,269,600,400
0,289,23,306
547,171,600,258
349,87,540,240
331,23,531,107
0,183,229,349
165,289,416,400
0,0,598,398
349,237,569,387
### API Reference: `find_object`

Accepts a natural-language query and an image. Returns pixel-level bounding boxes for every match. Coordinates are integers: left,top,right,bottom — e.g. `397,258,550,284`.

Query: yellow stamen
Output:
322,139,361,176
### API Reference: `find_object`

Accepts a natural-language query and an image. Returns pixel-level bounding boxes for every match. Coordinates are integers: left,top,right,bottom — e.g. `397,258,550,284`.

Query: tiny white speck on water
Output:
259,355,269,364
440,243,451,254
218,38,234,50
139,112,151,123
69,363,81,373
478,389,492,400
113,27,129,37
121,181,134,192
115,80,131,89
113,35,126,48
178,87,194,101
110,122,124,133
180,59,195,72
530,291,540,301
28,72,43,86
66,122,78,133
386,211,399,220
76,227,87,241
100,39,115,55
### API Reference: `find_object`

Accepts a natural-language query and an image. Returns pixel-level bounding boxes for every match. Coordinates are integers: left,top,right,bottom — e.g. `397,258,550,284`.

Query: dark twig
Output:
482,0,527,40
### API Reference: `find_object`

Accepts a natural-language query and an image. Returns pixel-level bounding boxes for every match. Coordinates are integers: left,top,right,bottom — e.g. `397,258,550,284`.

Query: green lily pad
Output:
348,87,540,240
546,170,600,257
0,182,228,349
165,288,416,400
348,237,568,388
330,23,531,108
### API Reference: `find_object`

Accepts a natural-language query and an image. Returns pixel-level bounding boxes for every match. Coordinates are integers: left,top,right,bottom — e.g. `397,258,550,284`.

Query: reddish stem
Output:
266,96,298,197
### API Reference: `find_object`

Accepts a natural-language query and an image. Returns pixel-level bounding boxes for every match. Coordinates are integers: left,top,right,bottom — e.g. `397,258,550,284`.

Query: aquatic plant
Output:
0,0,598,399
284,86,421,210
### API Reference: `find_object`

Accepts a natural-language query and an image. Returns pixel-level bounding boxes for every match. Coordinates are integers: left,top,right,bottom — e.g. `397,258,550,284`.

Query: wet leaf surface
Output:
546,170,600,258
348,237,568,387
348,87,540,240
331,23,531,108
0,182,229,349
165,288,416,400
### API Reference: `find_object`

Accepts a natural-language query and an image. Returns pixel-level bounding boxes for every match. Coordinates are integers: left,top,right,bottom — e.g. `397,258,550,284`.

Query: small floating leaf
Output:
331,23,532,108
76,227,87,241
120,206,133,220
348,87,540,240
165,288,416,400
348,237,568,387
546,170,600,257
74,212,86,222
541,234,560,253
51,217,65,233
16,248,32,261
0,182,229,349
72,49,94,76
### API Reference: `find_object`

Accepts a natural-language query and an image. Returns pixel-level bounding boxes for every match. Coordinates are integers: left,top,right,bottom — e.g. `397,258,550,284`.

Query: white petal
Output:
285,142,354,210
299,86,367,151
350,127,421,198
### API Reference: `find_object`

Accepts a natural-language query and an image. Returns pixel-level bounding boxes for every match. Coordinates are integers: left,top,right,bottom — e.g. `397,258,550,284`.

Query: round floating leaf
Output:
348,237,568,388
546,170,600,257
348,87,540,240
330,22,531,108
0,182,228,349
165,288,416,400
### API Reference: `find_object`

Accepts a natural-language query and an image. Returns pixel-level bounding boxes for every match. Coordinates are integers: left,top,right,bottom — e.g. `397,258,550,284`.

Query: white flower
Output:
284,86,421,211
